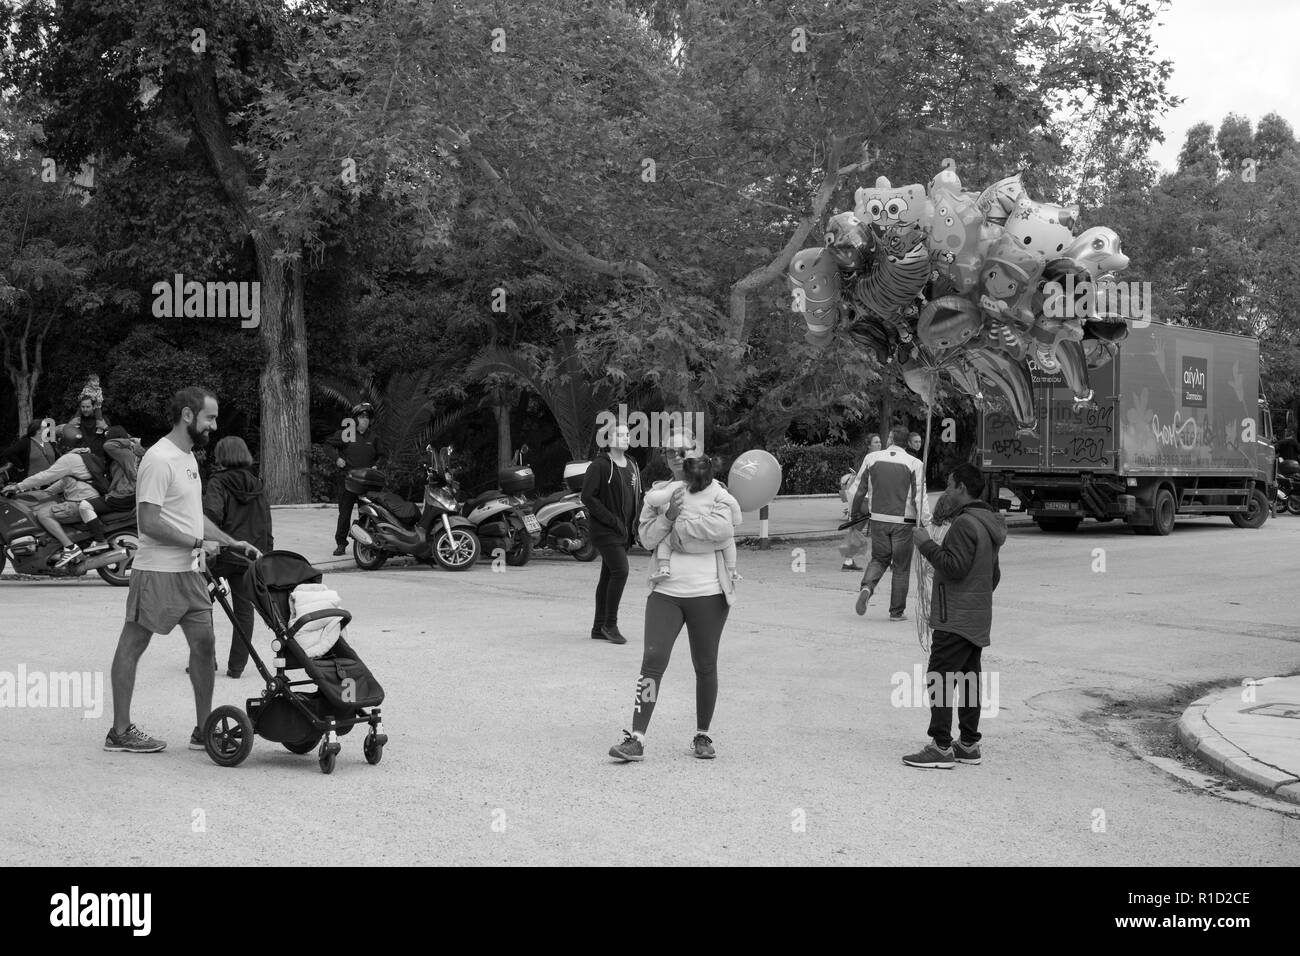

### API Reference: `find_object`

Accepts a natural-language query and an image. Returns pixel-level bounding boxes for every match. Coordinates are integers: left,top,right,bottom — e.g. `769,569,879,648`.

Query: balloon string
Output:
915,370,938,655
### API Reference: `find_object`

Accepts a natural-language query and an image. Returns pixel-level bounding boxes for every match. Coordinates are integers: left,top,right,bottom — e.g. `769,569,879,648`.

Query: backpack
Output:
76,451,111,497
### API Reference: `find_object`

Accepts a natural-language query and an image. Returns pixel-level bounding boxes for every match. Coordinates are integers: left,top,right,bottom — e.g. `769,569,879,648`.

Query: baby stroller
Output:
200,548,387,774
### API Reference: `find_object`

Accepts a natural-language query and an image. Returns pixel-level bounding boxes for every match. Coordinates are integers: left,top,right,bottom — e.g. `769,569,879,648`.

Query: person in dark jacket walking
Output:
904,462,1007,769
203,437,275,678
1,419,58,483
329,402,383,555
581,422,642,644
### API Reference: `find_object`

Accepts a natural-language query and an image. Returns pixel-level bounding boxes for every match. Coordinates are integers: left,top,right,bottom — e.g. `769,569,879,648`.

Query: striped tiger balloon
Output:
851,222,930,321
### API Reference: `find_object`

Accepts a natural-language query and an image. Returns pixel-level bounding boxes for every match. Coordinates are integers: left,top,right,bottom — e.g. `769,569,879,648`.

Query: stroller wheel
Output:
317,740,340,775
204,705,254,767
364,731,387,766
283,735,321,755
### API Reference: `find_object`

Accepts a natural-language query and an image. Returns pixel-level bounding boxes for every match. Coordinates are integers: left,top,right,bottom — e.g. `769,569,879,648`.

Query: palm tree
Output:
314,369,469,484
466,333,616,461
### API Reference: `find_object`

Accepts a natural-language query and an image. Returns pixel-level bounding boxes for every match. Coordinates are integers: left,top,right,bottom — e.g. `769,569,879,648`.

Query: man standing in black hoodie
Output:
330,403,383,556
582,422,642,644
904,462,1007,770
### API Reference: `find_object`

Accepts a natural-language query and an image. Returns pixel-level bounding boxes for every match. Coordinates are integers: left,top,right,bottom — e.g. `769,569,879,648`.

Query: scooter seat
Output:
534,490,571,507
465,490,505,509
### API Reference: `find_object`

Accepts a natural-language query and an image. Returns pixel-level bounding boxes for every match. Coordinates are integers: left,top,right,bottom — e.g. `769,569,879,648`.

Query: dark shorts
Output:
125,570,212,635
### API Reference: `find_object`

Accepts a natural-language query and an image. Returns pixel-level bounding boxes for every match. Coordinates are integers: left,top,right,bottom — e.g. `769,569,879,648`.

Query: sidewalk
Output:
1177,676,1300,804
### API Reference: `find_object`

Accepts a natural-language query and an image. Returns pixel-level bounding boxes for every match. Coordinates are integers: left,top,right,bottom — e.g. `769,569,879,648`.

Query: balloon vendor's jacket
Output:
916,499,1007,647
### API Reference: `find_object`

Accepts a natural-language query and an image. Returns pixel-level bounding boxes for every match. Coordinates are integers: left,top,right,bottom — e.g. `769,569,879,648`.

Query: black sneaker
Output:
104,723,166,753
189,727,205,750
855,585,873,616
902,741,955,769
953,740,982,764
226,669,243,679
609,730,644,762
889,612,907,622
599,625,628,645
692,733,716,759
332,544,348,556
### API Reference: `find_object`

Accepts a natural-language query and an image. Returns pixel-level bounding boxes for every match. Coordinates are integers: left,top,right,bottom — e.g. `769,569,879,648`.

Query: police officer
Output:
330,403,383,555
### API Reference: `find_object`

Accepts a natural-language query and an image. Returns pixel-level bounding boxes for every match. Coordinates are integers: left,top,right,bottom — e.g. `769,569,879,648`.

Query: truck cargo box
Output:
981,324,1269,477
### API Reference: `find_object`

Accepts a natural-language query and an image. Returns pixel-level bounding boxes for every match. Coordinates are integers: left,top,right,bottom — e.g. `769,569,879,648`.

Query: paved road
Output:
2,513,1298,865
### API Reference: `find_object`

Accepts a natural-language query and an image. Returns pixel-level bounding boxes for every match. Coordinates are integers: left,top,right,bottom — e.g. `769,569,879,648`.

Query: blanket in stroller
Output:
290,583,344,657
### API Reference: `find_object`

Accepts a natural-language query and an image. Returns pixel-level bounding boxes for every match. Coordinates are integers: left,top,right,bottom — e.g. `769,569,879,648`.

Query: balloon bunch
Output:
788,163,1134,435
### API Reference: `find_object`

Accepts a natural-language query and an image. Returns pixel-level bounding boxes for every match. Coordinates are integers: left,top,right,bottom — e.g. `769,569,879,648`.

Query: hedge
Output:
771,443,863,496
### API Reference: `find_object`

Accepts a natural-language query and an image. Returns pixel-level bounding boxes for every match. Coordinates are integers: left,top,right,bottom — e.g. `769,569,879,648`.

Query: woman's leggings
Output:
592,541,630,633
632,591,730,735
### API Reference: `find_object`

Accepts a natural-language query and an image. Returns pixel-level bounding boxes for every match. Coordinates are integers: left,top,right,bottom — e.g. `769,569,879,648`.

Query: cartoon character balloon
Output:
784,161,1140,433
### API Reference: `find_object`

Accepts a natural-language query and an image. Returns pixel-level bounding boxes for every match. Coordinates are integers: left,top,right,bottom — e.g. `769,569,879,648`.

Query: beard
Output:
188,421,212,448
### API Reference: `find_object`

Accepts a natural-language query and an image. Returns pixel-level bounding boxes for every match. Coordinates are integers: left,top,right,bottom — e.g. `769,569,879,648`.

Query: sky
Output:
1148,0,1300,172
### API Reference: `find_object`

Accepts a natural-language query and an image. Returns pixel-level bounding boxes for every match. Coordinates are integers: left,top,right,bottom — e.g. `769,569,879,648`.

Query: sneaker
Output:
841,561,862,572
902,741,955,769
889,612,907,622
599,625,628,645
52,545,84,568
189,727,205,750
609,730,644,762
104,723,166,753
226,669,243,679
855,585,873,616
692,733,716,759
332,544,348,556
953,740,982,764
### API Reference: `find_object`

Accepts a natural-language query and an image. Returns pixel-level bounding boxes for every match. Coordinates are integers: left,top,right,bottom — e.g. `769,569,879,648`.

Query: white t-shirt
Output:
655,549,722,598
133,436,205,572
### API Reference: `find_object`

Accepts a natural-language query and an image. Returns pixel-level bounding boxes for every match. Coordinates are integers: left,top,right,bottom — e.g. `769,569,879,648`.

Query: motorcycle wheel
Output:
353,519,388,571
1287,496,1300,516
96,532,139,587
571,517,597,562
504,521,532,567
432,527,480,571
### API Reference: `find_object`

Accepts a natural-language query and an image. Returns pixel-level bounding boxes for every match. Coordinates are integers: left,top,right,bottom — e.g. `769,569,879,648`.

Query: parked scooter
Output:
1276,459,1300,515
462,457,535,567
0,483,138,585
347,445,481,571
508,455,596,561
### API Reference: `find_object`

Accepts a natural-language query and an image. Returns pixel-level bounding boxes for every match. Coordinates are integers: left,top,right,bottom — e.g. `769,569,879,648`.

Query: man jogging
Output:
104,387,261,754
903,462,1006,769
851,425,930,621
330,402,383,556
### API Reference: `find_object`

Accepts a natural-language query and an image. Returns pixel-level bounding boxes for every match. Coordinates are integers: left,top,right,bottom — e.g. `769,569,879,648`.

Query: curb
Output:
1176,690,1300,805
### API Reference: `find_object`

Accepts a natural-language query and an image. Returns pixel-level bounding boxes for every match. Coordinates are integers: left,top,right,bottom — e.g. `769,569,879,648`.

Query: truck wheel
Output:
1034,517,1081,533
1148,488,1177,535
1229,488,1269,529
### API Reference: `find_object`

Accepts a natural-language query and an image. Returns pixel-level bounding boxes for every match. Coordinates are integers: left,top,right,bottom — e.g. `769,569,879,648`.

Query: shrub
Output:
770,443,863,495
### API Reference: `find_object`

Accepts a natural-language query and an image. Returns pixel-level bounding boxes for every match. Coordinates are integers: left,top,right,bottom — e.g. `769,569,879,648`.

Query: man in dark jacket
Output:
67,394,109,460
581,423,642,644
904,462,1007,769
329,403,383,556
1,419,59,483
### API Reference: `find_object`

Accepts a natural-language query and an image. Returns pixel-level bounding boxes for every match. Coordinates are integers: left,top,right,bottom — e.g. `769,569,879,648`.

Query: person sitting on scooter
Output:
329,402,384,556
1,425,113,568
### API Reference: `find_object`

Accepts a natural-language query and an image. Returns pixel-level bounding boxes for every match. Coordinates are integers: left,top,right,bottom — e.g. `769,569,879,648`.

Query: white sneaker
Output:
53,545,84,568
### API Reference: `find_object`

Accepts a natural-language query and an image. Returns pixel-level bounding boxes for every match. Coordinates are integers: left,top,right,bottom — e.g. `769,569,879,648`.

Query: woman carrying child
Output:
608,430,741,762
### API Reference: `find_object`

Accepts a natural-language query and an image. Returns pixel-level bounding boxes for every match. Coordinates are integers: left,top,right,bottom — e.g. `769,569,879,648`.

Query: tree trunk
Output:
493,402,512,468
255,247,312,503
183,62,311,502
12,374,33,436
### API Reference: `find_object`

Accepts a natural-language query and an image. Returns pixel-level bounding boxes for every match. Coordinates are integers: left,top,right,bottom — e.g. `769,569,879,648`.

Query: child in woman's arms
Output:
644,456,743,582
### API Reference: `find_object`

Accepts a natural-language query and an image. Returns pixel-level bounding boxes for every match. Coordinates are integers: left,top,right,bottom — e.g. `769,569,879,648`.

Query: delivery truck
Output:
978,323,1275,535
